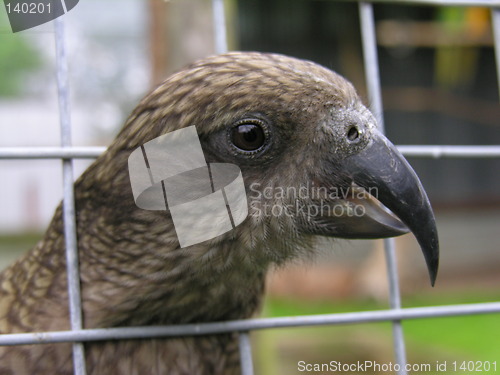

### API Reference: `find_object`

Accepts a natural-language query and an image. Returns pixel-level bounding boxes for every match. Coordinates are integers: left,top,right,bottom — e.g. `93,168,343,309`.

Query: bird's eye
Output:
231,120,267,152
347,126,360,142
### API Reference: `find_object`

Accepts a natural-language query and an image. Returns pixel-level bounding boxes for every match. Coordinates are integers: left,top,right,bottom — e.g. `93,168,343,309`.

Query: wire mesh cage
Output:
0,1,500,375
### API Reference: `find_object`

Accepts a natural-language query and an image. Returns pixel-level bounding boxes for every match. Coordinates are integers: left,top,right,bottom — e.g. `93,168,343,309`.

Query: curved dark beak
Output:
342,130,439,285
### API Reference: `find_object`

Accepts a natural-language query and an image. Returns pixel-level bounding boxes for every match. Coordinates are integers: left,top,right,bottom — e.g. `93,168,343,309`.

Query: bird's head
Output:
109,52,438,285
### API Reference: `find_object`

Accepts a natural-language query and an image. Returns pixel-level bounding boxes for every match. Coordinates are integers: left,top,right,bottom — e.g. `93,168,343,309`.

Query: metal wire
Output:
1,145,500,159
359,3,407,373
492,8,500,97
0,2,499,375
212,0,228,54
54,17,86,375
0,302,499,346
238,332,254,375
0,147,106,159
337,0,500,6
397,145,500,158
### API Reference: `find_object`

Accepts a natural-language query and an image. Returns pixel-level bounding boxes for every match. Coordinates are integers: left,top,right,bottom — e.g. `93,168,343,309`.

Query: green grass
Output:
258,293,499,374
403,293,500,359
0,232,41,270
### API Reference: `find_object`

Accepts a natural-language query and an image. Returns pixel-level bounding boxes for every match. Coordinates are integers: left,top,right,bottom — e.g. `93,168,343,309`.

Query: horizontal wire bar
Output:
397,145,500,158
335,0,500,7
0,147,106,159
0,145,499,160
0,302,499,347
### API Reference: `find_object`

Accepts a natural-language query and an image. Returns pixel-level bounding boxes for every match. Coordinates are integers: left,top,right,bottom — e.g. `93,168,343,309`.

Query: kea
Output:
0,52,439,374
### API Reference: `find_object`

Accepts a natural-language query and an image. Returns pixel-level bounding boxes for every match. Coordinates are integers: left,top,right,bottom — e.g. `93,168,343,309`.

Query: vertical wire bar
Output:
359,2,385,130
213,0,251,371
492,7,500,98
359,3,407,375
54,17,87,375
212,0,228,54
383,238,407,370
238,332,254,375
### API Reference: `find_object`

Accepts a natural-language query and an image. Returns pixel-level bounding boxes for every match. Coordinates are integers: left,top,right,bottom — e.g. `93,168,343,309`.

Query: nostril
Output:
347,126,360,142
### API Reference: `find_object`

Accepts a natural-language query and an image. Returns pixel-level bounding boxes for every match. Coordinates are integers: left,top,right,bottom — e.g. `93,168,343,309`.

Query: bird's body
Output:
0,52,438,374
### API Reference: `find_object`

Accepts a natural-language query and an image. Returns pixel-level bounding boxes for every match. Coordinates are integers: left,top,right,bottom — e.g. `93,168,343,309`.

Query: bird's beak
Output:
310,130,439,285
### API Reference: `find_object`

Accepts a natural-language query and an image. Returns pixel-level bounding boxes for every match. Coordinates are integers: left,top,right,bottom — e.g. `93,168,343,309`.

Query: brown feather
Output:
0,52,361,374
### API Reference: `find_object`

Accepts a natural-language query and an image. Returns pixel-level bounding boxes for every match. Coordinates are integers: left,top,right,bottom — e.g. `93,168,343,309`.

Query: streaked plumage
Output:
0,52,438,374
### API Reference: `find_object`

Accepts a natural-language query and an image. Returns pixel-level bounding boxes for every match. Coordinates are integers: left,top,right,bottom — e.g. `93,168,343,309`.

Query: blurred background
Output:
0,0,499,374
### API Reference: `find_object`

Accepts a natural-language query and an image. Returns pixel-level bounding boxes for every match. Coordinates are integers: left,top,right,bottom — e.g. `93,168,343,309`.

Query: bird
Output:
0,52,439,374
